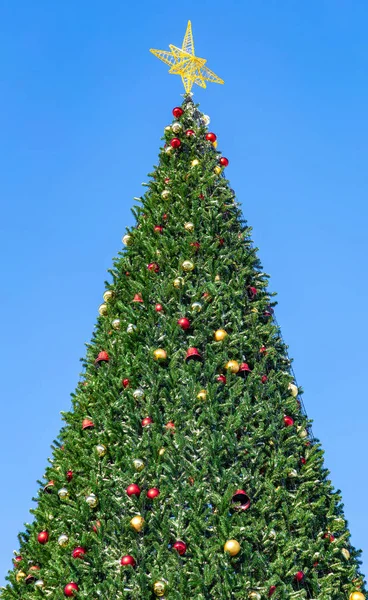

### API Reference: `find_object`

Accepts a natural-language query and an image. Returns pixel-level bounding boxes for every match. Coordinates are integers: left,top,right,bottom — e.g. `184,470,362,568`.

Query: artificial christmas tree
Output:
1,20,366,600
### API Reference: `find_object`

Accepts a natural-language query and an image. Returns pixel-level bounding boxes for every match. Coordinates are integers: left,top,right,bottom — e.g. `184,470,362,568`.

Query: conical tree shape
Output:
1,96,365,600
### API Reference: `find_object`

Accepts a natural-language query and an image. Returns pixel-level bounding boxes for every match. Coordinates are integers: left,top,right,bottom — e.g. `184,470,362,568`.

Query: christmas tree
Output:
1,21,366,600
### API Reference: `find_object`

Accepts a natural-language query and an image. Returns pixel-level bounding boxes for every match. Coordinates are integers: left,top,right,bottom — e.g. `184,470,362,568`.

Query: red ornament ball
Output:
64,582,79,597
120,555,136,567
300,457,306,465
126,483,141,497
172,107,183,118
260,346,267,355
162,213,168,220
165,421,175,430
37,531,49,545
198,193,204,199
92,520,101,533
219,157,229,167
283,415,294,427
147,487,160,499
122,378,130,388
14,555,22,564
164,177,170,184
269,586,277,597
155,303,164,312
170,137,181,148
217,374,227,384
295,571,304,582
72,547,86,559
154,225,163,234
190,241,200,250
261,375,268,384
142,416,153,427
205,132,217,142
173,540,187,555
66,470,73,482
185,129,195,136
148,262,160,273
177,317,191,330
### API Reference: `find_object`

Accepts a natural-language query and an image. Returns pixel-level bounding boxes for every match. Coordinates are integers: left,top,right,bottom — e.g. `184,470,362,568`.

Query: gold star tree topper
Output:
150,21,224,94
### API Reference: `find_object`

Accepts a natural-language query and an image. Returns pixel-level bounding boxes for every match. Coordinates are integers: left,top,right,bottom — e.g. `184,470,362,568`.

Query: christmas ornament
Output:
13,555,22,564
98,303,108,316
112,318,120,329
283,415,294,427
261,375,268,383
269,586,277,597
191,159,200,167
43,480,55,493
65,472,73,484
133,458,145,471
300,457,306,465
165,146,173,154
165,420,175,430
170,137,181,148
16,570,27,582
260,346,267,354
133,293,143,302
191,301,202,312
185,347,202,361
214,329,227,341
288,469,298,478
103,290,114,302
96,444,107,457
172,122,182,133
238,363,251,377
231,489,251,511
85,493,98,507
342,548,351,560
126,484,141,497
225,360,240,373
82,418,94,430
25,574,37,584
122,378,130,388
172,107,183,118
185,128,195,136
95,351,109,365
133,388,145,399
184,222,194,231
190,241,200,251
182,259,194,271
64,582,79,597
147,487,160,499
148,262,160,272
161,189,170,199
224,539,240,556
217,374,227,384
92,520,101,533
173,277,184,288
72,547,86,559
130,515,145,532
288,382,298,397
214,166,222,175
214,274,221,282
294,571,304,582
35,580,44,589
206,132,217,142
121,555,136,567
58,487,69,500
249,593,261,600
173,540,187,555
58,534,69,547
153,580,167,597
155,303,164,312
154,225,163,234
248,286,258,298
197,389,207,401
142,416,153,427
349,594,365,600
153,348,167,361
37,531,49,544
219,157,229,167
178,317,191,330
122,234,132,246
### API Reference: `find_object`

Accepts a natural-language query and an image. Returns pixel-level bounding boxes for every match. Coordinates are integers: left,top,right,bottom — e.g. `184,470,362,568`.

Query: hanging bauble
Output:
165,421,175,431
43,480,55,493
214,166,222,175
248,286,258,298
231,489,251,511
153,348,167,362
219,157,229,167
92,520,101,533
58,487,69,501
214,274,221,283
170,137,181,148
178,317,191,330
37,531,49,544
224,540,240,556
172,106,183,118
126,483,141,497
16,570,27,583
173,540,187,555
206,132,217,142
130,515,145,532
95,350,109,366
191,301,202,312
25,574,37,584
165,146,173,155
127,324,137,334
191,158,200,167
85,493,98,507
182,260,194,271
13,555,22,565
58,534,69,547
148,262,160,273
261,375,268,384
154,225,163,234
122,234,133,246
96,444,107,457
184,222,194,232
225,360,240,373
142,416,153,427
161,189,170,199
214,329,227,341
153,580,167,597
173,277,184,288
238,363,251,377
112,318,120,330
185,347,202,361
98,303,108,316
72,547,86,559
186,129,195,136
197,389,207,401
35,579,44,589
217,374,227,384
172,122,182,133
103,290,114,302
155,303,164,312
288,382,298,397
342,548,351,560
269,586,277,597
158,447,166,456
288,469,298,478
260,346,267,355
133,293,143,303
64,582,79,597
121,555,136,567
133,458,145,471
294,571,304,582
249,593,261,600
300,457,306,465
283,415,294,427
349,594,365,600
147,487,160,499
297,426,308,438
122,378,130,388
133,388,145,400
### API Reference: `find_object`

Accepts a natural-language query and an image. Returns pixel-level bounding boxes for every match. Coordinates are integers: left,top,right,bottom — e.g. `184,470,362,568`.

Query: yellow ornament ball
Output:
225,360,240,373
342,548,351,560
191,159,200,167
214,329,227,342
153,580,167,597
130,515,145,532
182,260,194,271
98,303,108,316
153,348,167,362
197,389,207,401
173,277,184,288
103,290,114,302
184,222,195,232
16,571,26,582
214,165,222,175
350,593,365,600
112,318,120,330
158,447,166,456
224,539,241,556
288,382,298,397
122,234,132,246
96,444,107,457
213,140,218,148
133,458,145,471
214,274,221,282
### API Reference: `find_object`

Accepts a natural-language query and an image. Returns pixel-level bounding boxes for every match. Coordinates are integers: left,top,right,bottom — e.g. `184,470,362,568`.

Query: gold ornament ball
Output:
172,122,182,133
133,388,145,399
191,301,202,312
165,125,172,132
288,382,298,397
153,580,167,597
35,580,44,589
165,146,173,155
213,140,218,148
224,539,241,556
158,447,166,456
133,458,145,471
225,360,240,374
96,444,107,457
161,189,170,199
184,222,194,232
127,323,137,334
122,234,132,246
16,571,26,582
297,426,308,439
342,548,351,560
130,515,145,532
153,348,167,362
197,389,207,401
86,493,98,507
191,159,200,167
98,303,108,316
103,290,114,302
112,319,120,330
214,166,222,175
214,329,227,342
58,487,69,500
288,469,298,478
251,307,258,313
58,534,69,547
214,274,221,282
249,593,261,600
173,277,184,288
182,260,194,272
350,594,365,600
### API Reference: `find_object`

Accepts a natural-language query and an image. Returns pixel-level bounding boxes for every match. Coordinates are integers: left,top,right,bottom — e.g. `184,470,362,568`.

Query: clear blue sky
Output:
1,0,367,583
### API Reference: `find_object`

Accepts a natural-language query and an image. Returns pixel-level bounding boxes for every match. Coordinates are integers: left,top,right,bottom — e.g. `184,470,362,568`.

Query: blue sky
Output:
1,0,367,583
